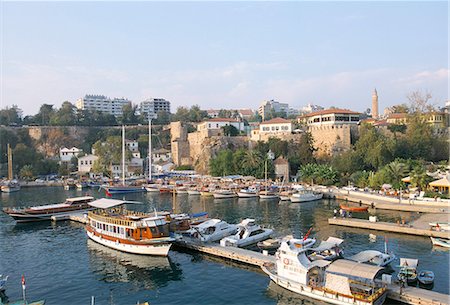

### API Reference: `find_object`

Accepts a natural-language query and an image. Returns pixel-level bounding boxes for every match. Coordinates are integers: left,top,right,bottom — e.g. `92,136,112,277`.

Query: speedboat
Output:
418,270,435,285
2,196,95,223
397,258,418,284
306,237,344,261
348,250,396,267
220,218,273,247
430,237,450,248
261,237,387,305
290,190,323,203
237,188,259,198
213,189,237,199
188,219,238,243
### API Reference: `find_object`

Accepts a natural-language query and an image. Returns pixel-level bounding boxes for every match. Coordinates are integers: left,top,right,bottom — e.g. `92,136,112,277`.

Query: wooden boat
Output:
430,237,450,248
2,196,95,223
339,204,368,212
237,188,259,198
259,190,279,200
418,270,435,285
213,189,237,199
86,198,175,256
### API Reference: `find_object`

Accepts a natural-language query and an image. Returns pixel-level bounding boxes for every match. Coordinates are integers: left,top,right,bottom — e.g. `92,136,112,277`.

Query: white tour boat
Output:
86,198,175,256
220,218,273,247
188,219,238,242
213,189,237,199
261,237,388,305
237,188,259,198
290,190,323,203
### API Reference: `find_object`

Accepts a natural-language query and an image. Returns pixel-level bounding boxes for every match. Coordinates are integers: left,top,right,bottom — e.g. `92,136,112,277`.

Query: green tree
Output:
209,149,234,176
19,165,35,180
120,103,138,124
384,160,407,190
50,101,77,125
91,136,131,176
33,104,56,125
0,105,22,125
222,125,239,136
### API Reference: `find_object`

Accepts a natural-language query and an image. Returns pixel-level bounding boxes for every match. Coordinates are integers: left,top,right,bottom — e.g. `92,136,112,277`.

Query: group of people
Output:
333,208,352,218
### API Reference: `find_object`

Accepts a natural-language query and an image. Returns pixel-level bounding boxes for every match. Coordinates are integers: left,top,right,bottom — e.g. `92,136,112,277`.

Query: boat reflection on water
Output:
87,239,182,289
266,281,329,305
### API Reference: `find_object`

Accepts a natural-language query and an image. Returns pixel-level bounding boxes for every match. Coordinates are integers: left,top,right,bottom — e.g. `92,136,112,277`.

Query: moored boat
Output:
220,218,273,247
259,190,279,200
417,270,434,285
397,258,418,284
144,184,160,192
86,198,175,256
261,236,387,305
339,203,369,212
1,180,20,193
348,250,396,267
237,188,259,198
290,190,323,203
213,189,237,199
430,237,450,248
187,188,201,195
2,196,95,223
187,219,237,242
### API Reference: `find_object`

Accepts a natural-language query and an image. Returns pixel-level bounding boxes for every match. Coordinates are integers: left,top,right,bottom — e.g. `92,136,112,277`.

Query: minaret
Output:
372,88,379,119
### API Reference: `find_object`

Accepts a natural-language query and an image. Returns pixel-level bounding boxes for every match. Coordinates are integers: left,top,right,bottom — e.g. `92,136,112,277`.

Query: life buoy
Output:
283,258,290,265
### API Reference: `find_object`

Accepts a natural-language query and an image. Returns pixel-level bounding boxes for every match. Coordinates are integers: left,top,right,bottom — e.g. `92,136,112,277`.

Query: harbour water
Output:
1,187,449,305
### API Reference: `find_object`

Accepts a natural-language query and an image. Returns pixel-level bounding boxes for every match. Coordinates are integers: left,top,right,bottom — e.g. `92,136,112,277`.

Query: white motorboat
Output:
290,190,323,203
144,184,160,192
307,237,344,261
261,237,388,305
1,180,20,193
279,190,295,201
429,222,450,231
237,188,259,198
348,250,396,267
430,237,450,248
188,219,238,243
220,218,273,247
213,189,237,199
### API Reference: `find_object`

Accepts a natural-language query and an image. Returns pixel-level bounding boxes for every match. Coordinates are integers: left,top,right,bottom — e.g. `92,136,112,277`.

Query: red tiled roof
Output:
261,117,291,125
299,108,361,118
238,109,254,115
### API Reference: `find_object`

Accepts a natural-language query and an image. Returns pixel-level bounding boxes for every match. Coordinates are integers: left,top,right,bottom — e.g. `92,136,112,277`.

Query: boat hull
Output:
213,193,237,199
290,193,323,203
86,229,172,256
262,265,387,305
4,208,94,223
339,204,368,212
106,187,145,194
221,229,273,247
187,190,201,195
1,185,21,193
431,237,450,248
237,191,259,198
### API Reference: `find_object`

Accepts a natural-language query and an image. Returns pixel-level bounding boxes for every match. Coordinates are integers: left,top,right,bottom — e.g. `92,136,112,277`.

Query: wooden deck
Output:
388,284,450,305
328,218,450,238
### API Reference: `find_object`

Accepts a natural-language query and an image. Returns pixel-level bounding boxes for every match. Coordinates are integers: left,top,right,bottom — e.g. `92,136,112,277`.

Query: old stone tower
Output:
372,88,379,119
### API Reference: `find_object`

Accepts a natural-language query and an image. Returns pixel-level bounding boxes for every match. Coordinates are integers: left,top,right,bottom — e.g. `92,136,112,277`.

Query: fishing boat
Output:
417,270,434,285
290,190,323,203
2,196,95,223
237,188,259,198
261,237,387,305
430,237,450,248
339,204,369,212
220,218,273,247
63,178,76,190
187,219,238,243
86,198,175,256
397,258,418,284
213,189,237,199
1,144,20,193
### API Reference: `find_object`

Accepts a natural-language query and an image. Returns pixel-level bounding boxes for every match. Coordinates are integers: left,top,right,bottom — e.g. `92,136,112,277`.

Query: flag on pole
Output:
303,227,313,241
105,189,112,197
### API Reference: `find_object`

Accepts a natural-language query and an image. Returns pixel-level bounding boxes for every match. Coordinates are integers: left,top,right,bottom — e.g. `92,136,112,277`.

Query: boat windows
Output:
249,229,265,237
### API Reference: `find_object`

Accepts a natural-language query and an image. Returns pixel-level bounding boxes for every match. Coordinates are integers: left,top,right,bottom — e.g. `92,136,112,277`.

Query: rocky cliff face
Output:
192,136,249,174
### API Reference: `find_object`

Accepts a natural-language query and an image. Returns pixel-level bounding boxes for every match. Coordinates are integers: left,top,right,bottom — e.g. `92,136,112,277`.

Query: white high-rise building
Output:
140,98,171,119
258,99,290,121
75,95,131,117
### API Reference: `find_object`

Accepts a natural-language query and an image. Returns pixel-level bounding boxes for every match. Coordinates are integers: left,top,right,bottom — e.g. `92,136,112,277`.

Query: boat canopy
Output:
67,196,94,202
399,258,418,268
326,259,384,281
309,237,344,252
348,250,384,263
88,198,132,209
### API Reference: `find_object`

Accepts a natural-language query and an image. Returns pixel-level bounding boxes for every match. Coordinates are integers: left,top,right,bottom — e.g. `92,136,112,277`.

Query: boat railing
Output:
88,212,137,227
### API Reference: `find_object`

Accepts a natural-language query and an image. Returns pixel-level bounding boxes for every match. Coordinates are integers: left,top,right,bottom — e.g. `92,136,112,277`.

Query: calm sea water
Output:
0,187,448,305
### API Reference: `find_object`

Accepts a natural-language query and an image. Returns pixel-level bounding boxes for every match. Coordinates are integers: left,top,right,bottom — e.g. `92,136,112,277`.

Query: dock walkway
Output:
328,217,450,238
388,284,450,305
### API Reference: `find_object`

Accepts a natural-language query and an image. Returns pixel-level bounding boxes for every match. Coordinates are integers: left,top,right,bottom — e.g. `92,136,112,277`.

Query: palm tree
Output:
384,161,407,190
240,150,263,172
410,166,432,191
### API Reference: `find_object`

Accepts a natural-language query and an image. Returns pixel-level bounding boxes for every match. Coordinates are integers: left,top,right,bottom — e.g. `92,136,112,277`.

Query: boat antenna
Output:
384,236,388,254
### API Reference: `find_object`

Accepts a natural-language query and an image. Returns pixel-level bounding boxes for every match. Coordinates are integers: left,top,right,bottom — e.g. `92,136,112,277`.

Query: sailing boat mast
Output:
122,125,125,185
7,144,13,180
148,118,152,182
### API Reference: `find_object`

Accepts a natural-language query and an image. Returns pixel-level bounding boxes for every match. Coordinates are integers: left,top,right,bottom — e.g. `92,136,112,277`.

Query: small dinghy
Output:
418,270,435,285
0,275,8,291
430,237,450,248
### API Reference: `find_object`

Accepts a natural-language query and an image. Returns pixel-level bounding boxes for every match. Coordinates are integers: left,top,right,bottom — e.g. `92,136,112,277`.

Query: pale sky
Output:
1,1,448,116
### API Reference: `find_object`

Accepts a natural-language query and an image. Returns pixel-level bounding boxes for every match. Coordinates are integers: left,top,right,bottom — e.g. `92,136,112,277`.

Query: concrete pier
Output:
388,284,450,305
328,218,450,238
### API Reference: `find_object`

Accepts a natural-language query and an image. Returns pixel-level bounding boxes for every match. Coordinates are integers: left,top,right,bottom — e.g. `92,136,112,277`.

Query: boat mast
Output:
7,144,13,180
122,125,125,185
148,117,152,182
